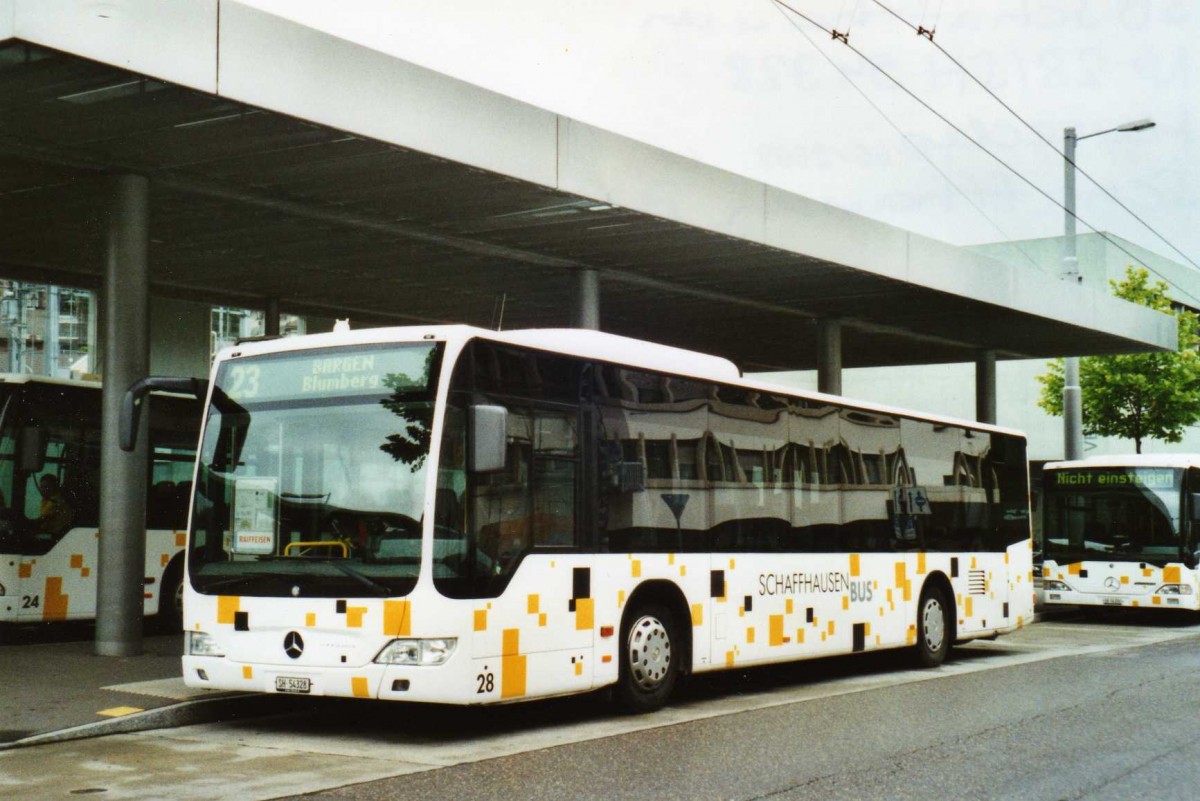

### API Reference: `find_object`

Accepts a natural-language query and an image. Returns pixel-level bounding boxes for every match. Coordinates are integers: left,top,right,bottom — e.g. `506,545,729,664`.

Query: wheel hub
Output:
628,614,672,690
922,598,945,652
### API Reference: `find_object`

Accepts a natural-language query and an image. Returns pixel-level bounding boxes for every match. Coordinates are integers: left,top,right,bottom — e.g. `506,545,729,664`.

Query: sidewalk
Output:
0,627,262,749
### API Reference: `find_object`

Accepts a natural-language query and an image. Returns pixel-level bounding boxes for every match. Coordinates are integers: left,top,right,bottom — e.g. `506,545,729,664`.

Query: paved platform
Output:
0,626,264,749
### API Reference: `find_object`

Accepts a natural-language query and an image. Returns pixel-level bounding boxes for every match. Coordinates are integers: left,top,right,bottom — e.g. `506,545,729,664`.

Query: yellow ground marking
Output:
97,706,143,718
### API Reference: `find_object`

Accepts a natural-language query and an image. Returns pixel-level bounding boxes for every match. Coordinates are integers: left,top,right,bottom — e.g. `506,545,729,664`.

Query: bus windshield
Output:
189,343,444,598
1043,466,1183,566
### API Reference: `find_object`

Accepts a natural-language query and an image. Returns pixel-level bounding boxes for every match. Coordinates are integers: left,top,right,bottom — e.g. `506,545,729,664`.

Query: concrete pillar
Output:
96,174,151,657
576,269,600,330
975,350,997,425
817,319,842,396
264,296,281,337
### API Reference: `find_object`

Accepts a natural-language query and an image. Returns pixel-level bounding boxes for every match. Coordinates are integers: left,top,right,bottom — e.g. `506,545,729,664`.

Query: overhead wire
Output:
770,0,1200,307
867,0,1200,275
767,0,1045,273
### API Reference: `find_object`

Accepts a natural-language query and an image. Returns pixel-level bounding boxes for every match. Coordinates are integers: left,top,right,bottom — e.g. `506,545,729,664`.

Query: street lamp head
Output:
1117,118,1156,132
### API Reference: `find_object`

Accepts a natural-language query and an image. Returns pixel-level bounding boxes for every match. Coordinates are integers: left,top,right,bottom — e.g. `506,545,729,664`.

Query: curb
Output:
0,692,286,751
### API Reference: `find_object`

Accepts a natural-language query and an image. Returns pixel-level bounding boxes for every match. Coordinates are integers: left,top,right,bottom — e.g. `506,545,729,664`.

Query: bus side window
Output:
532,409,578,547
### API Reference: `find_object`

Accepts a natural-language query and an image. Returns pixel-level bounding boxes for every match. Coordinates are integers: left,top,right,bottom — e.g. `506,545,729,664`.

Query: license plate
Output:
275,676,312,694
1102,598,1123,606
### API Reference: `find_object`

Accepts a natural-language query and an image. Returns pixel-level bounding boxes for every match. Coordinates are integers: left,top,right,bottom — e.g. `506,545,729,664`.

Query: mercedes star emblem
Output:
1104,576,1121,592
284,631,305,659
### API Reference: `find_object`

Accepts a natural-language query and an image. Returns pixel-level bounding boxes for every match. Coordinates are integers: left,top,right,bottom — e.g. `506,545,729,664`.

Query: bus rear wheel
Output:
915,585,952,667
616,603,678,713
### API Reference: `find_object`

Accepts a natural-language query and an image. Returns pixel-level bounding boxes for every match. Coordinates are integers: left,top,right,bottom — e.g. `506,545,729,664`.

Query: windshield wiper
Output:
198,572,289,592
325,561,393,597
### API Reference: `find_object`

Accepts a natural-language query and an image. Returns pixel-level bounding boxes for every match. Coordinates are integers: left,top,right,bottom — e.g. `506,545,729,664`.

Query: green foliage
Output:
1037,267,1200,453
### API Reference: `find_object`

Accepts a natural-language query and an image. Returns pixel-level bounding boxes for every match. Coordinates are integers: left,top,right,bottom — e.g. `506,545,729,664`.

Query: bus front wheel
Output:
157,560,184,632
915,585,952,667
616,603,679,713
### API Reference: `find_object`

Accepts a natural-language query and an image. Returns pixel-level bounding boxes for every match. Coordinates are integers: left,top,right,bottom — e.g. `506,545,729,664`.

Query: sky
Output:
250,0,1200,272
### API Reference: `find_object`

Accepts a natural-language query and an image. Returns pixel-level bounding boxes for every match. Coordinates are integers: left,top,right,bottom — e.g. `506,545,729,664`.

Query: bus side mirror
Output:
120,377,208,451
1192,494,1200,521
469,405,507,473
17,427,46,473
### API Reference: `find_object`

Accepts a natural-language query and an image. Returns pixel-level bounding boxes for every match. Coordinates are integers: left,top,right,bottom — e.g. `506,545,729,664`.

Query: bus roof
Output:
0,373,100,389
1045,454,1200,471
218,324,1025,439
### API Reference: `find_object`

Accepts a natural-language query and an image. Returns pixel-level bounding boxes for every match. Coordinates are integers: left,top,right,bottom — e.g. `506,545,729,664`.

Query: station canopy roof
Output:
0,4,1177,372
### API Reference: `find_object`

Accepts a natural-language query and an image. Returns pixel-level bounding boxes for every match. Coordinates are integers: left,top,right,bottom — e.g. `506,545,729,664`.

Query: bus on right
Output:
1039,454,1200,611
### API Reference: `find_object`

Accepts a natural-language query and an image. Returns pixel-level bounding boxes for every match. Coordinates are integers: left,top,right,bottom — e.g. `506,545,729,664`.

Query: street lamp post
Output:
1061,118,1155,461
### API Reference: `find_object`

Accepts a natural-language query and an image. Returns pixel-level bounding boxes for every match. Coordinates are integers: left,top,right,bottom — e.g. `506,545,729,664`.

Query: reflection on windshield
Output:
1044,467,1183,567
189,344,442,598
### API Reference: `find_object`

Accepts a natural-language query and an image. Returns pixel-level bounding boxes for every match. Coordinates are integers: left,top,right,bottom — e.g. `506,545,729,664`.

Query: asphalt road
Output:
5,609,1200,801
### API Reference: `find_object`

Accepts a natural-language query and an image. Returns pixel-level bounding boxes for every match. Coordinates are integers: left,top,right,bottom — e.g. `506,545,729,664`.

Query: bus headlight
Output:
1043,580,1073,592
1155,584,1194,596
186,631,225,657
374,638,457,666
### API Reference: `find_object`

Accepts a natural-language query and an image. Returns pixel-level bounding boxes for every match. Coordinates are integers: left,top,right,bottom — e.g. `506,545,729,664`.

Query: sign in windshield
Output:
220,344,437,404
1050,468,1178,490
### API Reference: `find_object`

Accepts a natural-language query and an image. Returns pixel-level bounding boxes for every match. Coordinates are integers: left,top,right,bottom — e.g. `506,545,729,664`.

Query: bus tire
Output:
616,602,679,713
915,584,951,668
157,558,185,632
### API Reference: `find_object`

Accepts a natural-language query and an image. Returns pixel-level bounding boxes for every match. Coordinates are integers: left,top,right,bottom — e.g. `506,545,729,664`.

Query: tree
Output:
1037,267,1200,453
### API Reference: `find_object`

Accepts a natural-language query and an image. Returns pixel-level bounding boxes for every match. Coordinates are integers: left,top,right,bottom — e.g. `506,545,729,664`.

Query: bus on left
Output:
0,375,200,629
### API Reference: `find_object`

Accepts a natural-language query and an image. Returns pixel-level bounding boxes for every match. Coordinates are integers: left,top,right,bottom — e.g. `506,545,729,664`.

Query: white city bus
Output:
0,375,199,628
175,326,1034,711
1039,454,1200,611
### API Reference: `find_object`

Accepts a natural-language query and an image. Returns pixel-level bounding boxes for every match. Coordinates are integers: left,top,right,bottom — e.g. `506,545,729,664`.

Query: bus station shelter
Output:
0,1,1177,656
